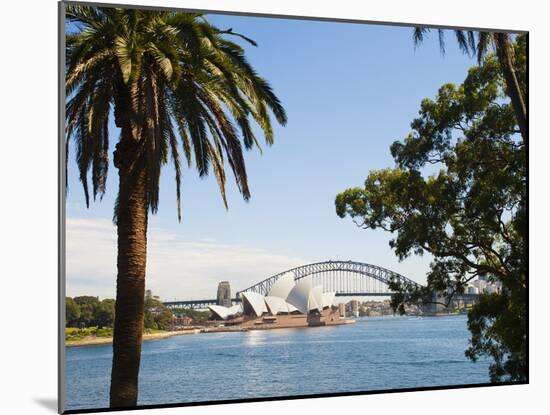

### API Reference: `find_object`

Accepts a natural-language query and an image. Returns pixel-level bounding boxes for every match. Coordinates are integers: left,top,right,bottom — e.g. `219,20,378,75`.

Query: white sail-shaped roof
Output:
265,296,289,315
208,304,242,320
267,273,296,299
309,286,324,312
241,292,268,317
228,304,242,316
208,305,230,320
307,285,323,311
286,277,313,314
286,303,299,313
322,292,336,308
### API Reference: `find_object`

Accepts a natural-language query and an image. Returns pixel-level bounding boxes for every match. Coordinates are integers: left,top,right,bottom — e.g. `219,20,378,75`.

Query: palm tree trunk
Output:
494,33,527,144
109,132,148,408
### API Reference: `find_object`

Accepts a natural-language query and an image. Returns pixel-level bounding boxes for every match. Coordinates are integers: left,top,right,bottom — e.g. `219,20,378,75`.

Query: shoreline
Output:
66,329,200,348
66,317,357,346
66,314,465,347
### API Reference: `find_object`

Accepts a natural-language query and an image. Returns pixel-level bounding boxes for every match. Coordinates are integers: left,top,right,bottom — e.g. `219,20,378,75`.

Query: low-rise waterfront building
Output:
338,303,346,317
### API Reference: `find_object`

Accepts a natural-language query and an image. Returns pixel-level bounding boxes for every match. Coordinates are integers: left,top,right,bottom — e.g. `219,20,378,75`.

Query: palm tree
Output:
413,28,527,143
65,5,286,407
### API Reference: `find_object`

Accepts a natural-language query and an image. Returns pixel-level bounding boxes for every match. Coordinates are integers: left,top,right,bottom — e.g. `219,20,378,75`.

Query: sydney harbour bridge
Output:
163,260,479,311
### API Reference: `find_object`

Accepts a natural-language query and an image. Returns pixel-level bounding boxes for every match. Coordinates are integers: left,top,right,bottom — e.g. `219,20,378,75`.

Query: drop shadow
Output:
34,398,58,413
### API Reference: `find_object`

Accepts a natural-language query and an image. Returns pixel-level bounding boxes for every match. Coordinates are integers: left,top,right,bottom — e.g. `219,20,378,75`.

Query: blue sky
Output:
66,14,478,300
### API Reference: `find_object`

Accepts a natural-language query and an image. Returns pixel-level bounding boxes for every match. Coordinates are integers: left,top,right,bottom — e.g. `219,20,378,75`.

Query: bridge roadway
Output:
162,260,481,310
164,292,397,310
163,293,480,310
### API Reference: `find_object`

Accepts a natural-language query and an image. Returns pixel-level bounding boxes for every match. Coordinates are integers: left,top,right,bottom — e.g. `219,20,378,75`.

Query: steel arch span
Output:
236,260,422,298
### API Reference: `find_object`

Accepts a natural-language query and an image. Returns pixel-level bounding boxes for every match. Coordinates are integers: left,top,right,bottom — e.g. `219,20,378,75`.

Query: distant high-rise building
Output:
217,281,232,307
349,300,359,317
338,303,346,317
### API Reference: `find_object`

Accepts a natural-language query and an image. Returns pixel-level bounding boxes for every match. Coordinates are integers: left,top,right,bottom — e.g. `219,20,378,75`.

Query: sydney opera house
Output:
207,274,352,329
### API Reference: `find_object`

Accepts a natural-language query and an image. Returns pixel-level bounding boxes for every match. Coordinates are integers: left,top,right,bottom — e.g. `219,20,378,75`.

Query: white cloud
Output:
65,217,308,300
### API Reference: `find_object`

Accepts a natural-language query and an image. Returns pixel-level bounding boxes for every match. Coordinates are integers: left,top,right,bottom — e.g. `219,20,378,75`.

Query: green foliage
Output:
65,326,114,341
73,296,100,327
65,297,81,327
155,309,175,331
96,327,114,337
413,28,489,63
144,292,175,330
143,310,156,330
335,36,526,382
67,296,112,328
96,299,116,328
65,290,177,339
65,327,89,341
172,307,212,322
465,292,526,381
66,290,175,331
65,5,287,219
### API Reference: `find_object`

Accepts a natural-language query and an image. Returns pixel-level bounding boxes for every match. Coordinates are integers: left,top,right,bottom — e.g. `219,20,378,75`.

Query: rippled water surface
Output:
65,315,491,410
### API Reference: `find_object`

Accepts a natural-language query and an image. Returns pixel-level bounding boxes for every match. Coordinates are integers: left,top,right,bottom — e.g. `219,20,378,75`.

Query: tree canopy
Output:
335,35,526,382
67,296,115,328
412,29,527,142
65,5,287,220
66,290,175,331
144,293,174,330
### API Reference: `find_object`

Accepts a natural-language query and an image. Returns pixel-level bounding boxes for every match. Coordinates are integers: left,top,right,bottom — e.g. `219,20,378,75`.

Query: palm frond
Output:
455,30,471,56
477,32,492,63
89,80,112,200
217,28,258,47
413,27,429,48
438,29,446,55
66,5,287,218
75,103,92,207
115,35,133,83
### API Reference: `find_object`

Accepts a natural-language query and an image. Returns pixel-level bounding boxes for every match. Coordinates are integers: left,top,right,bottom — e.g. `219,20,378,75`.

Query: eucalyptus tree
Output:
65,5,286,406
413,28,527,143
336,36,527,382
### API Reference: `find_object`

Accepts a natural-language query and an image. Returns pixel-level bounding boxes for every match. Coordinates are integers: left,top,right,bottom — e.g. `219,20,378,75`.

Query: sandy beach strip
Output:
66,329,200,348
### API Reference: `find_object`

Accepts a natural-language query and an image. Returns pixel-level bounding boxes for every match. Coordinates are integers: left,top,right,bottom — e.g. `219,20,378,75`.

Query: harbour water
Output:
65,315,491,410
